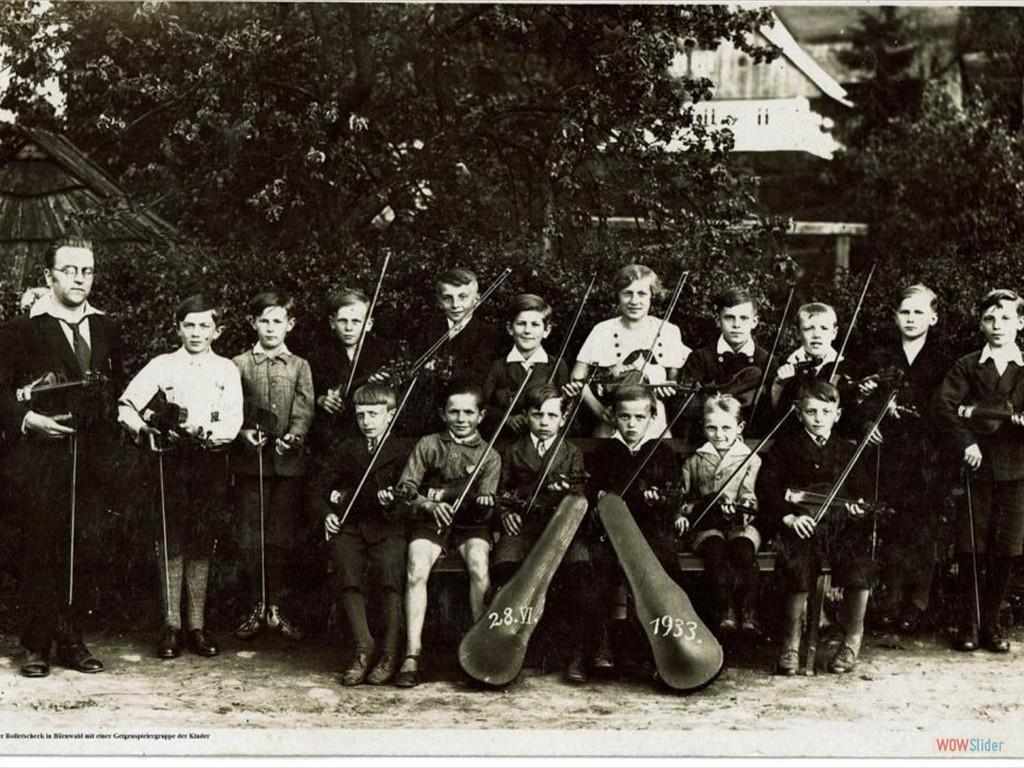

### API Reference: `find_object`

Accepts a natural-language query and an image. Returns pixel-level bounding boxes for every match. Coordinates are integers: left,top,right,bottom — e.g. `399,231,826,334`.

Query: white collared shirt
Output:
507,346,549,365
531,433,554,457
252,341,292,360
786,346,840,370
803,428,829,448
30,292,104,351
979,344,1024,376
118,346,244,444
716,335,756,358
902,336,927,367
447,314,473,338
611,428,658,455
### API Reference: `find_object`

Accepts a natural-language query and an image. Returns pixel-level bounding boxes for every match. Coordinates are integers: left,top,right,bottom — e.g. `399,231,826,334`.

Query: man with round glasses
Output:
0,237,124,677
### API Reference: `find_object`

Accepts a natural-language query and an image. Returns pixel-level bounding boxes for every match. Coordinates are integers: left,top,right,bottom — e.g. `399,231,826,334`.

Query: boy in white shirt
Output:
119,294,243,660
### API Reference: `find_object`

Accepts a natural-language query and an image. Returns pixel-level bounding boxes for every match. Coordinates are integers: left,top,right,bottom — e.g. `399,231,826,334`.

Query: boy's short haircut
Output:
436,268,478,292
714,287,757,315
898,284,938,311
702,392,744,422
509,293,553,327
612,384,657,415
352,383,397,410
613,264,666,301
443,377,485,410
329,288,370,315
795,380,840,407
524,383,564,413
796,302,837,326
175,293,223,324
978,289,1024,318
249,291,294,317
46,236,93,269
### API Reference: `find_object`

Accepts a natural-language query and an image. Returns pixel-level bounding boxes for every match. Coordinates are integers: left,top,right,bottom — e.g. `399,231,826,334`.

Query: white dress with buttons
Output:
576,316,691,437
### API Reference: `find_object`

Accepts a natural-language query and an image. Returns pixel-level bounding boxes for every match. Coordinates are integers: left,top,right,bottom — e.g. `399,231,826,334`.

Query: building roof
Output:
759,15,853,107
0,124,177,243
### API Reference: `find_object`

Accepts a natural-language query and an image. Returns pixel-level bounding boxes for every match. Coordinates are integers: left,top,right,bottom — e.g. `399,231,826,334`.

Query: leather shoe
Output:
187,628,219,657
20,650,49,678
954,626,979,652
719,606,738,634
157,627,182,659
57,643,104,673
982,628,1011,654
564,648,587,684
740,617,762,638
393,654,422,688
898,605,925,635
367,652,399,686
339,651,373,686
775,648,799,676
827,643,858,674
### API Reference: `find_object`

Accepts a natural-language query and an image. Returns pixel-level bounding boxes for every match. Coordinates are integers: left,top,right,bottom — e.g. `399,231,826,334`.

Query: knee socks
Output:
163,556,184,630
185,559,210,631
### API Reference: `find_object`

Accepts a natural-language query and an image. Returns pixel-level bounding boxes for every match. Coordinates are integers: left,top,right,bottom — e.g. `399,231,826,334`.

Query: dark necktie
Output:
64,318,92,373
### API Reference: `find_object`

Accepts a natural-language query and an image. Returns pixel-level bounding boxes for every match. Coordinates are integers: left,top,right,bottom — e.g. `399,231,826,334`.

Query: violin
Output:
16,370,109,420
501,473,592,516
328,484,416,509
349,354,455,393
677,366,764,407
958,398,1024,436
139,391,212,451
243,403,280,436
784,483,894,523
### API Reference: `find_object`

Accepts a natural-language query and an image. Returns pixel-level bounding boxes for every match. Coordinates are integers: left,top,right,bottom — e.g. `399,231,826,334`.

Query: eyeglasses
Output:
51,266,96,279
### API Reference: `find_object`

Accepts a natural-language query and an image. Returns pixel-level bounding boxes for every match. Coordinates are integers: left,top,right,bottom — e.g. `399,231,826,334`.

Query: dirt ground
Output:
0,622,1021,759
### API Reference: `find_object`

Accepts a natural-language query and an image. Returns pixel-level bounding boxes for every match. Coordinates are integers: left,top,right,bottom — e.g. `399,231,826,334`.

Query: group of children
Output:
107,262,1023,688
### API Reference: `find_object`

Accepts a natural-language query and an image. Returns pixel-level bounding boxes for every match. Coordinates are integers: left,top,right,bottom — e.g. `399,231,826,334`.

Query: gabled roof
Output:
0,124,177,243
759,15,853,107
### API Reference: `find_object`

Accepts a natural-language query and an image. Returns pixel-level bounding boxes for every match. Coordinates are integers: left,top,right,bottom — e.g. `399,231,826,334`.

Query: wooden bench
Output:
424,435,832,675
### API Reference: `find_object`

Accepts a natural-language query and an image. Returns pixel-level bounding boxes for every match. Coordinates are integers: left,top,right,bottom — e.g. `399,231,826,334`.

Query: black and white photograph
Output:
0,1,1019,762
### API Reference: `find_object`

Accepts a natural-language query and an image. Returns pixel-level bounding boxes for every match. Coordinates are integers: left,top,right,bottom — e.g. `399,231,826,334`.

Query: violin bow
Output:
334,376,419,532
410,267,513,375
343,250,392,400
811,387,897,526
687,404,797,531
748,284,795,429
637,270,690,383
548,272,597,385
619,386,703,497
449,372,533,520
830,262,877,383
963,468,983,632
521,367,600,517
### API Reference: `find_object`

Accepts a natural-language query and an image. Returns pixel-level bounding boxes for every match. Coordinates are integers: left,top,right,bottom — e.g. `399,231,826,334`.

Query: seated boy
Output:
493,384,592,682
308,288,385,454
309,383,410,686
393,380,500,687
484,293,569,437
586,385,679,672
118,294,244,660
231,291,314,641
756,380,873,675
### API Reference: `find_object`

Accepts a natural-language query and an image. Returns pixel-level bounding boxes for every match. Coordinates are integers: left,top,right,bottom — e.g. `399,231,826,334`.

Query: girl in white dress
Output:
570,264,690,437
